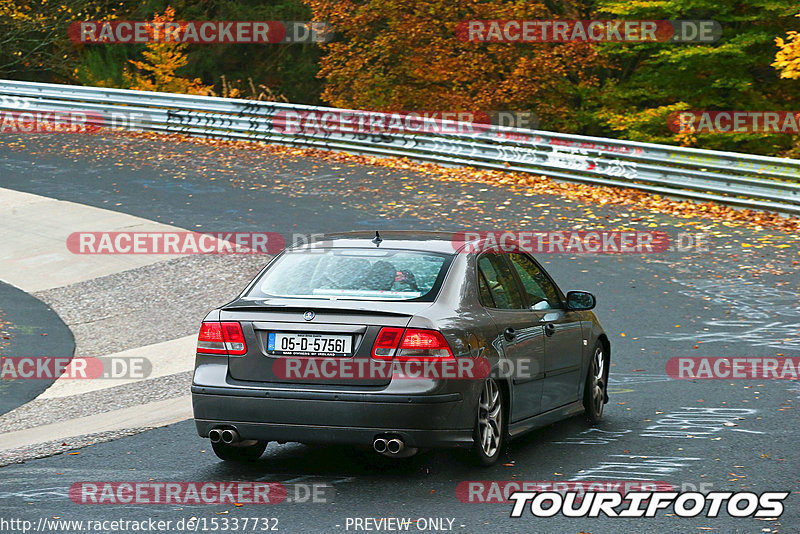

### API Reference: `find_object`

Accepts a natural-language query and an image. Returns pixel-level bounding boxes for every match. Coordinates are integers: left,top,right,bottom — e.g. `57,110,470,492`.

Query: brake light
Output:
371,327,454,361
397,329,454,361
197,321,247,356
221,322,247,355
372,327,404,359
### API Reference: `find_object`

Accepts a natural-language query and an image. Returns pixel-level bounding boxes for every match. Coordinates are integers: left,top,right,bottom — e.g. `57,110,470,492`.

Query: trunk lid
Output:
222,297,432,386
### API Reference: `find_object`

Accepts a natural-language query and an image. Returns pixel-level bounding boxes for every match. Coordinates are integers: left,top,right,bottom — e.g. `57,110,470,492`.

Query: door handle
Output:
504,327,516,341
544,323,555,337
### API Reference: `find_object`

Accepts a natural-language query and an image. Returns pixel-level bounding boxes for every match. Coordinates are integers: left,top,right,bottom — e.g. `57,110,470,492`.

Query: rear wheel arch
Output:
471,377,507,466
496,377,511,436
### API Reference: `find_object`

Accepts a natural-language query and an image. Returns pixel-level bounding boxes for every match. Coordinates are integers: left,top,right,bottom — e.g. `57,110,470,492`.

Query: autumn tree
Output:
772,13,800,155
304,0,603,132
123,7,213,95
773,13,800,79
593,0,800,154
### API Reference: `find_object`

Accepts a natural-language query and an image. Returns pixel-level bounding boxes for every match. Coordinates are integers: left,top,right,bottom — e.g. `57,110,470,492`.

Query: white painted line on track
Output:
0,396,192,452
0,187,184,292
38,335,196,399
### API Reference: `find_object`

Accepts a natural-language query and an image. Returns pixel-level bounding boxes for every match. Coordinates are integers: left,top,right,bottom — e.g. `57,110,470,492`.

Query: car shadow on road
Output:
196,414,597,481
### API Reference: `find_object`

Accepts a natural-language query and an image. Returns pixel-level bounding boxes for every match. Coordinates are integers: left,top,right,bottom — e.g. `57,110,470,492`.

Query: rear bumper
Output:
192,385,474,448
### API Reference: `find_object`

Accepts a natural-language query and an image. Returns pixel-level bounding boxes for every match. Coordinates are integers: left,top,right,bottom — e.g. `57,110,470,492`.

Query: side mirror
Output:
566,290,596,311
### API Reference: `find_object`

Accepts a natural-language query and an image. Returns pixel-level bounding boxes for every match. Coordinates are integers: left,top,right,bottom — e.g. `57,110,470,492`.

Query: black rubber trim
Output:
544,364,581,377
191,385,462,403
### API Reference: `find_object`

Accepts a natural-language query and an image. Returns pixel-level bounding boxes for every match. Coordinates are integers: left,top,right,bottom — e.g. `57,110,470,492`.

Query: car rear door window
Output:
508,253,561,309
478,254,524,309
477,269,495,308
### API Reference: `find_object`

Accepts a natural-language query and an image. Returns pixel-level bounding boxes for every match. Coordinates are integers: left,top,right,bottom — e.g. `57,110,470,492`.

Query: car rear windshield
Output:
247,248,452,301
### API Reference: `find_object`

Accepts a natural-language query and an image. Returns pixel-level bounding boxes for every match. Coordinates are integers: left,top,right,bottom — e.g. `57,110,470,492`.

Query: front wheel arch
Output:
596,334,611,403
583,340,608,423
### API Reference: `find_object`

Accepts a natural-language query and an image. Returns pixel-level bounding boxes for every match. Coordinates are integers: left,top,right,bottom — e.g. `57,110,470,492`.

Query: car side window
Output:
477,254,525,309
508,253,562,309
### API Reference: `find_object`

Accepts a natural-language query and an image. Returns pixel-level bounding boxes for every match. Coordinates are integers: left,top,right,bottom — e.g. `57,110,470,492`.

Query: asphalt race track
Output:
0,281,74,416
0,132,798,533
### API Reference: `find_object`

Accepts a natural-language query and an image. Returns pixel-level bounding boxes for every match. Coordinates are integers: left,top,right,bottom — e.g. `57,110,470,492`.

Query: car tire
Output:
211,440,268,462
583,342,607,424
471,378,505,466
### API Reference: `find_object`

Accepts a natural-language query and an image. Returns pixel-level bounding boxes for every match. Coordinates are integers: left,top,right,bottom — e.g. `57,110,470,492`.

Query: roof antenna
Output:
372,231,382,246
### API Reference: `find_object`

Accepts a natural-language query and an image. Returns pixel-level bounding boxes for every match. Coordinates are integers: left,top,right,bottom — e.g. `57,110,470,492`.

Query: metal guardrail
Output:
1,79,799,215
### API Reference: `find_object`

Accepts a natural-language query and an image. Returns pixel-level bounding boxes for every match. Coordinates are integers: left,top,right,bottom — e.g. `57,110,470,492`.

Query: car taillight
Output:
398,328,454,360
197,321,247,356
220,322,247,355
372,327,404,359
371,327,454,361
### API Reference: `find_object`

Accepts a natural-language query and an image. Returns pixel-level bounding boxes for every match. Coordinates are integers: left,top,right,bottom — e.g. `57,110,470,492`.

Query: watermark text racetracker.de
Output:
0,357,150,380
0,111,104,134
272,109,539,134
668,111,800,134
69,481,334,504
457,20,721,43
451,230,709,254
69,20,333,44
67,231,284,255
274,357,492,381
667,356,800,380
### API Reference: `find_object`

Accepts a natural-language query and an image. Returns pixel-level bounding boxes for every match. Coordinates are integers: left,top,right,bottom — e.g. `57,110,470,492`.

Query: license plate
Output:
267,332,352,357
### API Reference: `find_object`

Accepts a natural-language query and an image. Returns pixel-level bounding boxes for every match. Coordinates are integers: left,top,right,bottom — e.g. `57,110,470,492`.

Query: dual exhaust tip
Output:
373,437,403,454
209,428,239,445
211,428,415,457
373,436,418,458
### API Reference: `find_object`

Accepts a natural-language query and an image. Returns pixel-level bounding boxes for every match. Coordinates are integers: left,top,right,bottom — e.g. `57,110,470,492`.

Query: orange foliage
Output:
305,0,602,130
124,7,214,95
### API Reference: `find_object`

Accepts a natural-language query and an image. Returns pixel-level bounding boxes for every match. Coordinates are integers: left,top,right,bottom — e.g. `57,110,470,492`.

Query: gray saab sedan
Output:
192,231,609,466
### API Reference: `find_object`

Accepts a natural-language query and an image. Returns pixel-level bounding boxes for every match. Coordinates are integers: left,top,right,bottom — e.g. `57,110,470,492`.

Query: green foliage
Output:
140,0,324,103
592,0,800,155
74,46,131,88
